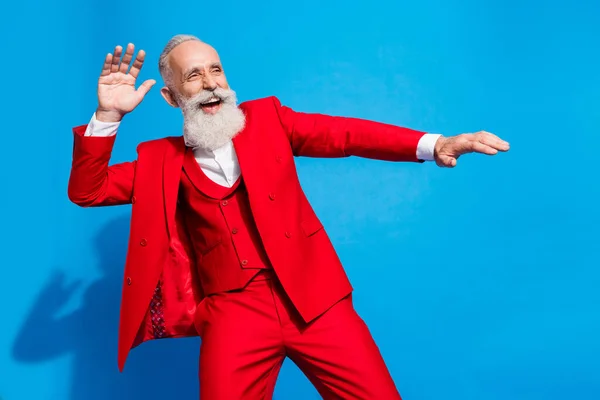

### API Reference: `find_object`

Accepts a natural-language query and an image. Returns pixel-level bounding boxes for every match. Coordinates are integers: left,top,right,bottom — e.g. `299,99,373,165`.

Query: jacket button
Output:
285,231,291,238
241,260,248,266
276,156,282,163
222,200,228,206
140,238,147,246
269,193,276,201
131,196,137,204
232,228,239,234
127,277,132,285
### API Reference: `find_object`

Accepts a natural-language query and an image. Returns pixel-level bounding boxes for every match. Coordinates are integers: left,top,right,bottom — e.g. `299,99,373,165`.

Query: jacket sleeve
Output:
68,124,136,207
271,96,426,162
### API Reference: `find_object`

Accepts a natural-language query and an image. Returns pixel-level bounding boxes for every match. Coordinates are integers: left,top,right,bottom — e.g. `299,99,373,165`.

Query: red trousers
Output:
195,271,402,399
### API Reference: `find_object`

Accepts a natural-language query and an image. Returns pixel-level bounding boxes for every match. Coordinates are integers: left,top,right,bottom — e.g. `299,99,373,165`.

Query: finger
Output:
129,49,147,79
481,136,510,151
119,43,135,73
476,131,510,150
136,79,156,98
100,53,112,76
477,131,509,148
111,45,123,73
471,141,499,155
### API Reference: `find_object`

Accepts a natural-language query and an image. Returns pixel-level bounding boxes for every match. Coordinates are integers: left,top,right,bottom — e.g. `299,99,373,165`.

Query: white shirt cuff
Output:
83,113,121,137
416,133,442,161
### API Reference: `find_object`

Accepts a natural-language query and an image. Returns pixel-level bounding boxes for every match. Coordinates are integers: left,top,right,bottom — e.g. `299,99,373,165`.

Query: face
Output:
160,40,246,151
161,40,229,113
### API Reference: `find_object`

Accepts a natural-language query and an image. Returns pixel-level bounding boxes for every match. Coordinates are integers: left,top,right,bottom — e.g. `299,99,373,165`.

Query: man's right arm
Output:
68,115,136,207
69,42,155,207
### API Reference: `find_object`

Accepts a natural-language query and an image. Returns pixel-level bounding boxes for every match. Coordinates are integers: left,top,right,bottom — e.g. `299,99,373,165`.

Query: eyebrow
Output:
182,62,223,79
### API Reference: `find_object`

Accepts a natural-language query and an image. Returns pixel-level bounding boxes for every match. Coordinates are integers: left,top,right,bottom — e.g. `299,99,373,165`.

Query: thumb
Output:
437,154,457,168
136,79,156,98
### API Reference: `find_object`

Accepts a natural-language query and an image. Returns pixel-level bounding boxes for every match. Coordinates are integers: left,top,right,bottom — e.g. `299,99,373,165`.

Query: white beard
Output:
179,87,246,151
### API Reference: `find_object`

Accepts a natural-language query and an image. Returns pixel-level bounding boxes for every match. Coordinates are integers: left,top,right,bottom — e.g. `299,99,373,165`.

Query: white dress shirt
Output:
84,113,440,188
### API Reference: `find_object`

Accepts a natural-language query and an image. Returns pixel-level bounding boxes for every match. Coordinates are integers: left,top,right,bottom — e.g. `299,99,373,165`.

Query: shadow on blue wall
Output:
12,215,199,399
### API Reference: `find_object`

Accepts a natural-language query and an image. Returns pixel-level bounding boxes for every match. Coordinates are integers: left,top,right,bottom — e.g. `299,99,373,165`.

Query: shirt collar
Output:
193,140,233,159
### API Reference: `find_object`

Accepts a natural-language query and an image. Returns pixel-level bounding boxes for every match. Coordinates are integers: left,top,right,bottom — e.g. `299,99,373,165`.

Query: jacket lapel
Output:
232,105,259,191
163,136,186,239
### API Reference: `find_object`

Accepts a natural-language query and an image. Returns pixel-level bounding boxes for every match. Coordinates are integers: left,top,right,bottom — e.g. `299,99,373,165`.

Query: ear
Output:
160,87,179,108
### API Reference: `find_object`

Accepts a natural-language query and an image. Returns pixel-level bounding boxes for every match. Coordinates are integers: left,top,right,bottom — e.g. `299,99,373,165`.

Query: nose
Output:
203,74,217,90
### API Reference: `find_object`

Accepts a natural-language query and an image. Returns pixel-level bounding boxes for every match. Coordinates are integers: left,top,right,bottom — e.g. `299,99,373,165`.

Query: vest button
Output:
285,231,291,238
269,193,276,201
127,277,132,285
140,238,147,246
241,259,248,266
131,196,137,204
232,228,239,234
276,156,282,163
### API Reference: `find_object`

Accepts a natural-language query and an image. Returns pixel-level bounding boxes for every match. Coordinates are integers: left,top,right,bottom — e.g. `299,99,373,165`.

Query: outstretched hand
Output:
434,131,510,167
96,43,156,122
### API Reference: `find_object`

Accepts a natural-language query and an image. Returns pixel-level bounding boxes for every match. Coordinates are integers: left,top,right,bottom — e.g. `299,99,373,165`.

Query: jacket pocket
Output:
300,215,324,237
199,237,222,256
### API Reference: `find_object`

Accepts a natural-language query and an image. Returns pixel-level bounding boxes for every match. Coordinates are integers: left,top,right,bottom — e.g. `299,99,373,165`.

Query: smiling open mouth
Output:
199,96,223,114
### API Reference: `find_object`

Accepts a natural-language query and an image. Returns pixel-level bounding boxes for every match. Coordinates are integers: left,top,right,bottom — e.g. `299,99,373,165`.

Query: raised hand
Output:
434,131,510,167
96,43,156,122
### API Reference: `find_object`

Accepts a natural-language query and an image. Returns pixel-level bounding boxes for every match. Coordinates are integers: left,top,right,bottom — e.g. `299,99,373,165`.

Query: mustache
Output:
183,87,237,109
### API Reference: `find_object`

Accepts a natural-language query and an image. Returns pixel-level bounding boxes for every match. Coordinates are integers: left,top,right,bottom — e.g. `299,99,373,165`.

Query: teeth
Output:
202,97,220,105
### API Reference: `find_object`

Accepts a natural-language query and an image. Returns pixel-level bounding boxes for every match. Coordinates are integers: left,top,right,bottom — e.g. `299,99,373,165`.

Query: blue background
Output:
2,0,599,399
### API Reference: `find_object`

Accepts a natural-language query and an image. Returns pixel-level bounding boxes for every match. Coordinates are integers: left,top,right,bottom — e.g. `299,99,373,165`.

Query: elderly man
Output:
68,34,509,399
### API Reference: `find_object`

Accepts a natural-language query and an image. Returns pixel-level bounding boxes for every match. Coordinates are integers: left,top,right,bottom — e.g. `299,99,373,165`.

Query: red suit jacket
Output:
68,96,426,371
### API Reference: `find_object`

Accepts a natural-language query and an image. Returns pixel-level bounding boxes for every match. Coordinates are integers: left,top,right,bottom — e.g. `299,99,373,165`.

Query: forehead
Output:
168,41,221,74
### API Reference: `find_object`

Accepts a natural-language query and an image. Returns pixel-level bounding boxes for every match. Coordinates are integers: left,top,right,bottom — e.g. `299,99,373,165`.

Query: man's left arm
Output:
272,97,509,166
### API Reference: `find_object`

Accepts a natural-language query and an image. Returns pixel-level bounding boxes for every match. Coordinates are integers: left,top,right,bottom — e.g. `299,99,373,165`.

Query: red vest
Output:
179,147,270,295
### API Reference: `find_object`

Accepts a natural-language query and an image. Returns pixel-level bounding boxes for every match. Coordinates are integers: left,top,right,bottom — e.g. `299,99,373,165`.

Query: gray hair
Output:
158,34,202,89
